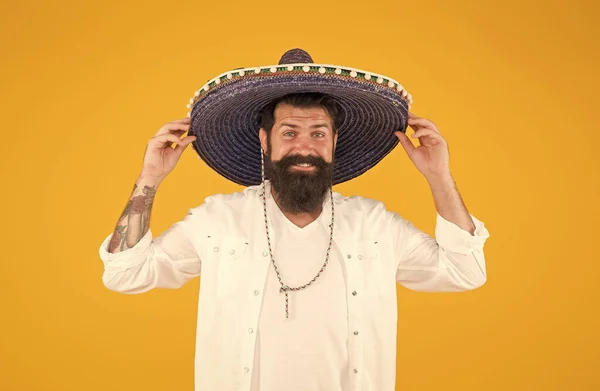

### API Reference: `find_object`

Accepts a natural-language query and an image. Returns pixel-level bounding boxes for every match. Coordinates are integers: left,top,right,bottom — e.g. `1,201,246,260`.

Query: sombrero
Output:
186,48,413,186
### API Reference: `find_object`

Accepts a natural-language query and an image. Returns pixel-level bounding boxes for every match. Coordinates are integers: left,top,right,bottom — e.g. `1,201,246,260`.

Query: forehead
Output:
273,103,332,125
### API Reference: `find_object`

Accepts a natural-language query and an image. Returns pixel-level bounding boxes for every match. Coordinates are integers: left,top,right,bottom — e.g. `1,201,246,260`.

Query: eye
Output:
283,131,296,137
312,132,325,138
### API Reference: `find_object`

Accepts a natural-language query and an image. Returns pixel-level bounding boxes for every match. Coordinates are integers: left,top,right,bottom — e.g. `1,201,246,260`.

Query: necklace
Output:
261,151,335,319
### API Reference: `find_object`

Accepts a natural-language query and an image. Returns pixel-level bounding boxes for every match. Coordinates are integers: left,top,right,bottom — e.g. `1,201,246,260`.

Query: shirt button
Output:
254,290,260,296
358,255,363,260
352,291,358,296
248,328,254,334
347,254,352,259
354,331,359,336
353,368,358,374
262,252,268,257
230,249,235,255
244,367,249,373
213,247,219,252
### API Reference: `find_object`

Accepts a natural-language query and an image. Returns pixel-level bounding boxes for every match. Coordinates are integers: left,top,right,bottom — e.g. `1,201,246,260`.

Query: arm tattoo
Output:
108,184,157,253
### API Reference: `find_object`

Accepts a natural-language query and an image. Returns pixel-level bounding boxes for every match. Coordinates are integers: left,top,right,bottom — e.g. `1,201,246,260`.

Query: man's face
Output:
260,103,337,166
259,103,338,213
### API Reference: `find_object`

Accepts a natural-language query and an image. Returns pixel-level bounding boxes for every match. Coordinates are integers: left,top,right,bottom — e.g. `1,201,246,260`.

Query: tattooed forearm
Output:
108,183,157,254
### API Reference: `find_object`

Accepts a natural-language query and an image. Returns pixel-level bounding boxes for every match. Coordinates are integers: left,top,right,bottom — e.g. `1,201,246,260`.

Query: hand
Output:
139,118,196,184
394,112,450,181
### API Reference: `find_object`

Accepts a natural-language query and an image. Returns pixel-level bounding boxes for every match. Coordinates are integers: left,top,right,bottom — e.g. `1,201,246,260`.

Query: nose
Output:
291,134,316,156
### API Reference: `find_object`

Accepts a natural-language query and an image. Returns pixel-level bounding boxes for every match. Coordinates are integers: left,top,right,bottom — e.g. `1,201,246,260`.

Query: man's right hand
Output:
139,118,196,185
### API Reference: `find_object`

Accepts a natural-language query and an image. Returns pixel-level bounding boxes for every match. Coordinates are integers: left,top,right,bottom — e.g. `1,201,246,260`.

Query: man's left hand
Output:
394,112,451,181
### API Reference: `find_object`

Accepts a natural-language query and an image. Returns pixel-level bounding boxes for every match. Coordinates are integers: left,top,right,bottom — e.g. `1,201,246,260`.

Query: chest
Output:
194,219,397,302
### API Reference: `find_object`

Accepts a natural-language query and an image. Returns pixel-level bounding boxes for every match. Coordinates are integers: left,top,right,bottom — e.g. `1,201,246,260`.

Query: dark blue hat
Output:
187,48,413,186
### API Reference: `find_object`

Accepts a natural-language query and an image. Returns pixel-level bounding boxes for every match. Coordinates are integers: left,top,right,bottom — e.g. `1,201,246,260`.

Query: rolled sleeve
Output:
98,209,203,294
99,229,153,272
394,212,490,292
435,213,490,254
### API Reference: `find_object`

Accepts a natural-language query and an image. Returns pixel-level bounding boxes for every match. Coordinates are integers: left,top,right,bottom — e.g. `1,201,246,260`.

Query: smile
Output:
290,163,316,171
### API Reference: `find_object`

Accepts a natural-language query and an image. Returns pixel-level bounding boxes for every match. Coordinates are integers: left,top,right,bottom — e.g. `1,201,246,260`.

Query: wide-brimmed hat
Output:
186,48,413,186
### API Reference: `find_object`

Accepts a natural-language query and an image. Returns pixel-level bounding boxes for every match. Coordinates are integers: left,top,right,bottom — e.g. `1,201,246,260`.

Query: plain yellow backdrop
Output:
1,0,598,390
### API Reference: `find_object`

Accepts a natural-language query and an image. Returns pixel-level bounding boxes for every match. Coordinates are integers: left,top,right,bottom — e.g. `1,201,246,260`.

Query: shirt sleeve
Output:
394,212,490,292
98,208,202,294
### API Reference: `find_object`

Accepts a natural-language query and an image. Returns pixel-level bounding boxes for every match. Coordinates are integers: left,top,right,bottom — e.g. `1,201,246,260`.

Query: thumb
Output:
394,131,415,155
173,135,196,155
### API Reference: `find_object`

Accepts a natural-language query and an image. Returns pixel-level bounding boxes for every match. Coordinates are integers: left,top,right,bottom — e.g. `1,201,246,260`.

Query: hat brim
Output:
188,64,411,186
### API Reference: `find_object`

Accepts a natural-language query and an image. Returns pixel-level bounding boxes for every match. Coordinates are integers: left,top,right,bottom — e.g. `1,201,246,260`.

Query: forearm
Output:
426,173,476,235
108,176,160,254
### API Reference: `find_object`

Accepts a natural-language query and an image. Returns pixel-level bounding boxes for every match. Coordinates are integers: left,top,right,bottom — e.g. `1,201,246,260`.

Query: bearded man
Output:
99,48,490,391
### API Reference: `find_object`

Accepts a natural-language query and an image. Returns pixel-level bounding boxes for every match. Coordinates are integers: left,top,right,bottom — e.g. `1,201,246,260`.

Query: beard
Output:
265,151,334,214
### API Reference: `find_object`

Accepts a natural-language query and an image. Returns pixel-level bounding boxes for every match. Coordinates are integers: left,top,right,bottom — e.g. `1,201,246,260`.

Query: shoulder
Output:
332,191,401,227
332,191,407,240
334,191,387,214
188,184,262,217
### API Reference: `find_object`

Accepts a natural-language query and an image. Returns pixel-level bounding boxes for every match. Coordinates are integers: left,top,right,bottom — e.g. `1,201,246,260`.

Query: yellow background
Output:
1,0,599,390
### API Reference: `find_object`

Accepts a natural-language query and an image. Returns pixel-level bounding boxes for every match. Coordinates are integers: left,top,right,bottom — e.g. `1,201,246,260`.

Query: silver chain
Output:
261,150,335,319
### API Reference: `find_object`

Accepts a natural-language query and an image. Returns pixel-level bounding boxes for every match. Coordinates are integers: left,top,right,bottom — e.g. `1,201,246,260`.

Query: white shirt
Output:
99,181,490,391
250,190,349,390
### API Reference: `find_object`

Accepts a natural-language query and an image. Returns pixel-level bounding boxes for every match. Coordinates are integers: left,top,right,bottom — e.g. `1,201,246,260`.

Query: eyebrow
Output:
279,122,330,129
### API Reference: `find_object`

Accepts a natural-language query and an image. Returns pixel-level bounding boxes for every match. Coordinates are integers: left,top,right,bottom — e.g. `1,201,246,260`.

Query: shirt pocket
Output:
215,235,250,296
356,239,391,297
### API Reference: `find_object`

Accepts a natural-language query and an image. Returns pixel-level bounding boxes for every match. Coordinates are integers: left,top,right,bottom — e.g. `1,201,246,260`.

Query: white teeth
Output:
296,163,313,167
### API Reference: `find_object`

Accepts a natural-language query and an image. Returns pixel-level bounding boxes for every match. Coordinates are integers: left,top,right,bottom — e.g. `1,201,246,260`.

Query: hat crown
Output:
278,48,314,65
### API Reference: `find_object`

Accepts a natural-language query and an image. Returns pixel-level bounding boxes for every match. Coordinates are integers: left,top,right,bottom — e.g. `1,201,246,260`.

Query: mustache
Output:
273,154,330,170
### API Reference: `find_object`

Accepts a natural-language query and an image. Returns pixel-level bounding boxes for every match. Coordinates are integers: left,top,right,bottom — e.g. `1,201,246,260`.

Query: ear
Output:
259,128,268,154
333,132,338,151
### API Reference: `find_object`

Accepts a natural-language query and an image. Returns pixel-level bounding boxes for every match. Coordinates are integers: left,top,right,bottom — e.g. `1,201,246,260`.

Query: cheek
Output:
276,140,299,156
320,142,335,160
269,145,289,161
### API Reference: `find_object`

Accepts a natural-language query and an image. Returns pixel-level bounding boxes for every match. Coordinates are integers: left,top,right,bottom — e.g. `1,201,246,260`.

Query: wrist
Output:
136,173,163,189
425,172,454,189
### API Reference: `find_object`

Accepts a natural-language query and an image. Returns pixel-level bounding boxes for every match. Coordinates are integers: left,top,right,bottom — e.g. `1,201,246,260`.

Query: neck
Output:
270,186,324,228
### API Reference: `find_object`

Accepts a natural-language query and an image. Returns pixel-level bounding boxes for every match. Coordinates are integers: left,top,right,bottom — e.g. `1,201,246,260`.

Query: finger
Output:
408,117,437,132
152,133,187,147
408,122,421,132
155,123,190,136
409,122,438,135
168,129,188,138
408,112,418,119
172,118,191,124
411,128,445,141
394,131,415,154
173,135,196,155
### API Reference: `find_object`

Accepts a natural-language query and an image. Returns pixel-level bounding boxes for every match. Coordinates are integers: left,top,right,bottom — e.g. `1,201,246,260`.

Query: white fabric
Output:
99,181,490,391
250,193,349,390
